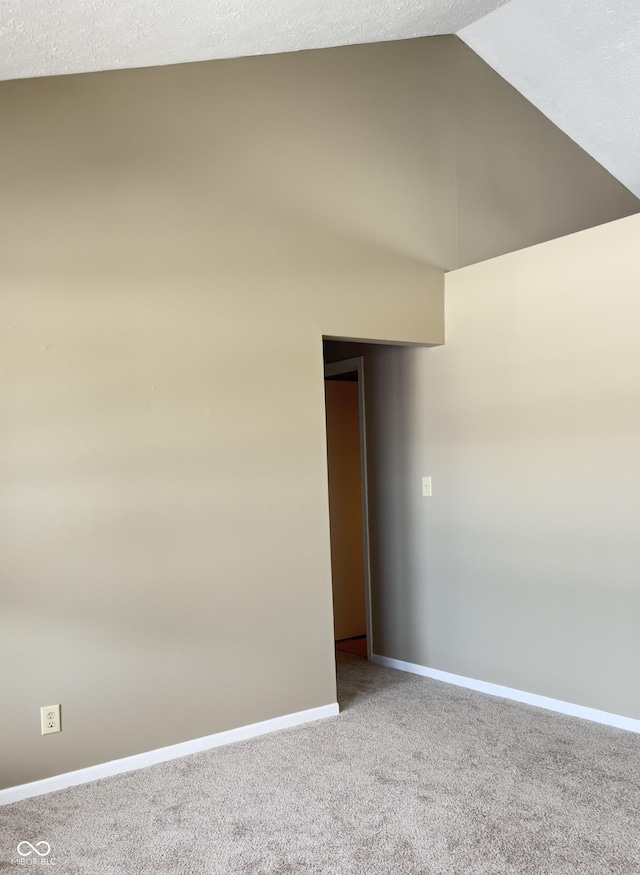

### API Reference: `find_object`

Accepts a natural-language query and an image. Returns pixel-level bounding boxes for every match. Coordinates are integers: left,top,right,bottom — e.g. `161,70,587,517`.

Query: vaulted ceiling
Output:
459,1,640,197
0,0,508,80
1,0,638,199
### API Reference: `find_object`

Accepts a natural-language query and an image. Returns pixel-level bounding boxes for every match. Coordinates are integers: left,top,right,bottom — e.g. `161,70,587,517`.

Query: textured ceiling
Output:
2,0,638,200
459,0,640,197
0,0,507,81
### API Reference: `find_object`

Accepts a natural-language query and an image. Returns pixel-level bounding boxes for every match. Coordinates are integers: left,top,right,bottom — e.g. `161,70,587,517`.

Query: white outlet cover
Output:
41,704,61,735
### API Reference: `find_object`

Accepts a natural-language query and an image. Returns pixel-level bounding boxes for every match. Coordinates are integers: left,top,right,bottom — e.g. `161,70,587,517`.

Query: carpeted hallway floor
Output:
2,654,640,874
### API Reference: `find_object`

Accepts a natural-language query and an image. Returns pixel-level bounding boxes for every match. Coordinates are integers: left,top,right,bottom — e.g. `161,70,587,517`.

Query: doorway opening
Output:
323,353,372,662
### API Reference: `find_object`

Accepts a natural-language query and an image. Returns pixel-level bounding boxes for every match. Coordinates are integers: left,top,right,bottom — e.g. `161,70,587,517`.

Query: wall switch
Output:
41,704,61,735
422,476,432,497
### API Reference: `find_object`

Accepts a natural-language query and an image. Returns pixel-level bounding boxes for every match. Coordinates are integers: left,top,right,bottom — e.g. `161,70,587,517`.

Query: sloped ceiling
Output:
1,0,638,200
459,0,640,197
0,0,507,81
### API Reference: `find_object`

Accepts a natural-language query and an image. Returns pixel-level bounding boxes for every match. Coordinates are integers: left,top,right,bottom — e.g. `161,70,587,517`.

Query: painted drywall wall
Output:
325,380,366,640
447,37,639,265
364,213,640,719
0,32,637,789
0,49,446,791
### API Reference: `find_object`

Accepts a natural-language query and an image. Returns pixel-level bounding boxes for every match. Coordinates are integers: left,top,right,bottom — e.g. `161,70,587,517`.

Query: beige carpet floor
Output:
2,653,640,874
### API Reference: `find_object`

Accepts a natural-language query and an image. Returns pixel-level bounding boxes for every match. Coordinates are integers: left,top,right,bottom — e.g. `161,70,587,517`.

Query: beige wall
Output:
0,210,441,795
0,52,445,790
365,214,640,719
448,38,640,266
1,38,636,281
1,33,637,789
325,381,366,640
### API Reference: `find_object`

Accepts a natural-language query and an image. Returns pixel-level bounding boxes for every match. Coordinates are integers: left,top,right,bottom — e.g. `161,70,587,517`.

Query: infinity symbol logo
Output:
17,841,51,857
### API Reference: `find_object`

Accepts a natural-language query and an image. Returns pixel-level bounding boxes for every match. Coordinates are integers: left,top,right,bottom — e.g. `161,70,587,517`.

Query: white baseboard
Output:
371,654,640,734
0,702,339,807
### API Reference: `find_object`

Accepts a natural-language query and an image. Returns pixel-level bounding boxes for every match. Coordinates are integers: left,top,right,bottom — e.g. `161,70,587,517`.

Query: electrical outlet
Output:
41,704,61,735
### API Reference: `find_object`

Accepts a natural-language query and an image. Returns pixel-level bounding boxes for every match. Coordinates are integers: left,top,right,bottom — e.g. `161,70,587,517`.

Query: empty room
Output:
1,0,640,872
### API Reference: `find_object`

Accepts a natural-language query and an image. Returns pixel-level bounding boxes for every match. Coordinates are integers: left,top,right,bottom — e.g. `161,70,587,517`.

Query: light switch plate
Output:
422,476,432,497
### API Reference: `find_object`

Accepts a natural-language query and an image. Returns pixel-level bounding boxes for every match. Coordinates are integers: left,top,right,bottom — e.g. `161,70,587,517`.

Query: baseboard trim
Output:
0,702,339,807
371,654,640,734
